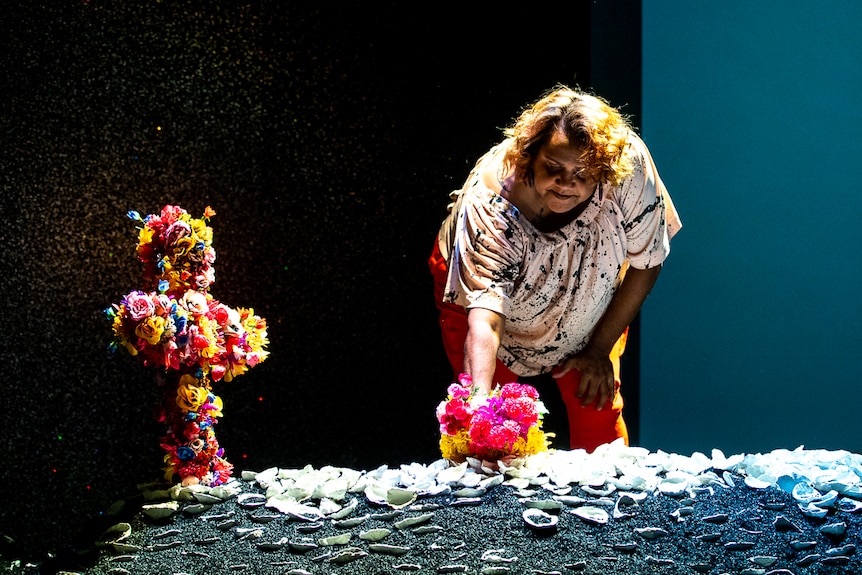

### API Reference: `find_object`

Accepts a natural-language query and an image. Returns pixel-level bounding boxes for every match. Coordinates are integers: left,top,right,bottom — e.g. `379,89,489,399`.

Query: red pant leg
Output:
552,366,629,452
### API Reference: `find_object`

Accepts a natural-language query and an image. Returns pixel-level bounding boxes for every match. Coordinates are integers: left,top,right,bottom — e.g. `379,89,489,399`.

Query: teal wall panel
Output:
640,2,862,454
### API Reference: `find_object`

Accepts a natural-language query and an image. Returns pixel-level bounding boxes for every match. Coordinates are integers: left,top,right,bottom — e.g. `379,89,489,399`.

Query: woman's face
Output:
530,130,598,214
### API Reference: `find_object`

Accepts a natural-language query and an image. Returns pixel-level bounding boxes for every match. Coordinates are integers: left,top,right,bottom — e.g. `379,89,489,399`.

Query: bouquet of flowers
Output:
106,205,269,487
436,373,550,463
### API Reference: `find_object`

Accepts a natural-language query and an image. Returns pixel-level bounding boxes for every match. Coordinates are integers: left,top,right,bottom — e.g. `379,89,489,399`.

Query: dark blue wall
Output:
640,2,862,455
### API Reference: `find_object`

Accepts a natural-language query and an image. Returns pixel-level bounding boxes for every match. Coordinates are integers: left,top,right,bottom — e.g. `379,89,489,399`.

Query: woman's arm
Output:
554,264,662,409
465,307,505,394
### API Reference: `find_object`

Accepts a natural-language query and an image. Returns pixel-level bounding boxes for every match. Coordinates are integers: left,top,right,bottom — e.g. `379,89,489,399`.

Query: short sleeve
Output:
612,135,682,269
444,189,523,317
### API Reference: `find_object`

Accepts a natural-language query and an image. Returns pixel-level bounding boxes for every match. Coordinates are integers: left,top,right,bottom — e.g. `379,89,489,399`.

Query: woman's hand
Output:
553,348,615,410
554,265,661,410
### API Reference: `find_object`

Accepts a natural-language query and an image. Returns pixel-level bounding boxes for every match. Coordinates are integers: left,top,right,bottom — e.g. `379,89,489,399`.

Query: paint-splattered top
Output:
437,133,681,376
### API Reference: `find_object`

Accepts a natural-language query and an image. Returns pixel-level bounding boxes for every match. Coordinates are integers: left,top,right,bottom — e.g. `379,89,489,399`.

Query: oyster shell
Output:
141,501,179,520
96,522,132,547
358,528,391,542
522,508,558,531
570,506,609,525
368,543,411,556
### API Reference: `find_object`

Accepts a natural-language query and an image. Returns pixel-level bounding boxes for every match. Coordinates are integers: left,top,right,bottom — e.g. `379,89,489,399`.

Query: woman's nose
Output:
556,173,577,188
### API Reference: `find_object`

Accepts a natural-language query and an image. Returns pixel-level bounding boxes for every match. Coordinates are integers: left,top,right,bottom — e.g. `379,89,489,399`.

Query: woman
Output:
429,85,681,452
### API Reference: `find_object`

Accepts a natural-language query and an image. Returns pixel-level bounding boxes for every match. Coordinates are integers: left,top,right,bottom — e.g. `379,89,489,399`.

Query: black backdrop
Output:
0,0,639,565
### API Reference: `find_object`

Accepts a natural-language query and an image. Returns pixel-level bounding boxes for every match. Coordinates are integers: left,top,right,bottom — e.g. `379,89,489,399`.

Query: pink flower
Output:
125,291,155,320
160,204,186,224
445,400,469,421
501,383,539,400
436,396,473,435
210,303,231,325
502,396,538,427
447,383,471,400
153,294,173,315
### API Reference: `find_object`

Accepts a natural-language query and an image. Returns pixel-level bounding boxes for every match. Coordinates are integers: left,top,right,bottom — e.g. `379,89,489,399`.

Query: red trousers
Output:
429,239,629,453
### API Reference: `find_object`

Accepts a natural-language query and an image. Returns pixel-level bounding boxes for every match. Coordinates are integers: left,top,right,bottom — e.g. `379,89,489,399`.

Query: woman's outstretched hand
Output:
553,350,615,410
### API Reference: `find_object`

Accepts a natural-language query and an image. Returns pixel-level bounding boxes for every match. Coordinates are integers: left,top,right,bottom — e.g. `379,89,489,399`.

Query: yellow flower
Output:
138,226,154,246
522,427,551,456
222,363,248,383
207,394,224,418
195,317,220,358
173,236,195,258
135,315,166,345
162,454,177,481
190,218,212,243
440,430,471,462
176,378,209,412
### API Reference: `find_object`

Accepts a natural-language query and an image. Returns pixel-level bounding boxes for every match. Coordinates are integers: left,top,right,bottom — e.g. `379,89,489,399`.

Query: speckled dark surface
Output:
0,1,591,569
60,468,862,575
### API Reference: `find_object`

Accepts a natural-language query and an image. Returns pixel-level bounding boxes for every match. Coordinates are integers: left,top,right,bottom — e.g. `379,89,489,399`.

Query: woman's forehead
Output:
540,131,586,166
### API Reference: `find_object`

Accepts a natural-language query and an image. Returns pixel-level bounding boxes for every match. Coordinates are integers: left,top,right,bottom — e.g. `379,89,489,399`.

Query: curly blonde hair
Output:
502,85,634,186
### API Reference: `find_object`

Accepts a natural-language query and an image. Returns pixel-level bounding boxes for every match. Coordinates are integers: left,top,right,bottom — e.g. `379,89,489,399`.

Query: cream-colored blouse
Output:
437,133,681,376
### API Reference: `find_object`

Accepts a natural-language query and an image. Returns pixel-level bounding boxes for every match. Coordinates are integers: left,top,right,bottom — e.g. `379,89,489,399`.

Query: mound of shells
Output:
83,440,862,575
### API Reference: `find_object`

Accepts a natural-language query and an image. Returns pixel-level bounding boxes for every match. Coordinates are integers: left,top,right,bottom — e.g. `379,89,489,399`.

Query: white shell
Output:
192,491,223,504
141,501,179,520
358,528,391,542
522,499,563,512
458,470,484,487
791,482,821,503
657,477,689,497
522,508,558,530
749,556,778,567
552,495,587,507
329,497,358,519
256,537,289,551
480,474,505,490
364,483,389,506
318,532,352,546
451,487,486,498
333,514,369,529
798,503,829,520
811,490,839,509
436,462,468,485
330,547,368,564
581,484,616,497
319,497,342,516
820,521,847,537
315,478,348,501
635,527,669,540
744,476,772,490
481,549,518,563
288,539,319,552
613,495,639,519
386,487,418,509
838,497,862,513
237,493,267,508
96,522,132,546
394,512,435,530
570,506,609,525
111,542,141,554
182,503,211,515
